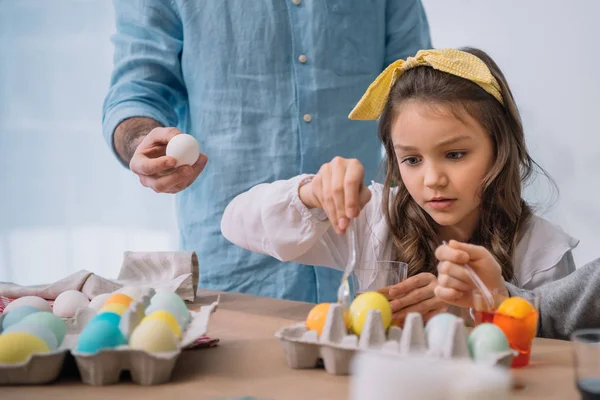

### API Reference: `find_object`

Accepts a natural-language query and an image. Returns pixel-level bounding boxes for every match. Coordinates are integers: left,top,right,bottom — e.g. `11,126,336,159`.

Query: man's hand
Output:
114,118,207,194
128,127,207,194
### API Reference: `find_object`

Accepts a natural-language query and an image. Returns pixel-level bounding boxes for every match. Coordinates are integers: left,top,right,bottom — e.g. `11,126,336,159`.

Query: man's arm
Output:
102,0,186,168
507,258,600,340
114,117,162,166
384,0,432,67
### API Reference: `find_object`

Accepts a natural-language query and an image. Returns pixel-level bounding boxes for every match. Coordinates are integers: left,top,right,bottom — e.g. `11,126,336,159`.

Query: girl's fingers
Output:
343,159,364,219
437,261,472,284
319,165,340,233
435,244,470,265
437,273,472,292
331,157,347,229
434,286,464,303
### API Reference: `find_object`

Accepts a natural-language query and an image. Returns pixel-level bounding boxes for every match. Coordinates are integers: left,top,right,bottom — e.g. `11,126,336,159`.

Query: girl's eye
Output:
447,151,466,160
401,157,421,166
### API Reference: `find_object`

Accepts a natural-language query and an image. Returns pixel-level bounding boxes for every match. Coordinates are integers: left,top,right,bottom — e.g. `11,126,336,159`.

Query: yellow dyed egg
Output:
99,303,128,316
349,292,392,336
104,293,134,308
0,332,50,363
142,311,181,339
129,319,178,352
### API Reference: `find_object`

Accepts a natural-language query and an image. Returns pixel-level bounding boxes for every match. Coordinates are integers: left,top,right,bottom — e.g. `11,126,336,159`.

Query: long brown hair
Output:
379,47,541,282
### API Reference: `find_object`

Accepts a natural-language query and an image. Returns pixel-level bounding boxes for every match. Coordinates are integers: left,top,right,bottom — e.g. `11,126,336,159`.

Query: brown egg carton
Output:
275,303,515,375
0,289,218,386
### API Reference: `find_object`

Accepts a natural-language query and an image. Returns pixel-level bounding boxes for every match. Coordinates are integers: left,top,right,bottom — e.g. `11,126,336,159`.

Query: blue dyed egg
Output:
425,313,459,351
2,306,40,331
76,320,126,354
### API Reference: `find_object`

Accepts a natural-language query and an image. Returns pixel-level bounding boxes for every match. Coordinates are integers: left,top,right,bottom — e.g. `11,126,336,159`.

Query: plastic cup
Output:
572,329,600,400
351,261,408,298
473,289,539,368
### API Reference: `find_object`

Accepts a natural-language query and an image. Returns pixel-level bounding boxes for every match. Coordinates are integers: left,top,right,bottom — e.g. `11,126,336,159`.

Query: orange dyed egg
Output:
493,297,538,351
306,303,330,337
496,297,535,319
104,293,134,308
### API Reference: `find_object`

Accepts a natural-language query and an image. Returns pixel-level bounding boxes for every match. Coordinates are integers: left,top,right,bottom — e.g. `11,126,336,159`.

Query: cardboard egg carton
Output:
0,303,96,385
275,303,515,375
0,289,219,386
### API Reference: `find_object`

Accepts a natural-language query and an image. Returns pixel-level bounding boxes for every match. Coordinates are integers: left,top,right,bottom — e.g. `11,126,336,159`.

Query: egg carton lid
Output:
0,293,219,385
275,303,515,375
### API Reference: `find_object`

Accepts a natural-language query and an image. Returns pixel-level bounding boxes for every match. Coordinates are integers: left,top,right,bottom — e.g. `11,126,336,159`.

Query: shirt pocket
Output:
325,0,384,75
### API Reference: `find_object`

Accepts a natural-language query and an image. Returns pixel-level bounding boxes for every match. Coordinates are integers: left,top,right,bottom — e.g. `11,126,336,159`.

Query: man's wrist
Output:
114,117,162,166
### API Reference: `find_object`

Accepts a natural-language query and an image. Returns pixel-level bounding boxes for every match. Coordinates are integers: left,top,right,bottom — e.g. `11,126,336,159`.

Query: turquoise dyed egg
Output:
89,312,121,326
76,320,126,354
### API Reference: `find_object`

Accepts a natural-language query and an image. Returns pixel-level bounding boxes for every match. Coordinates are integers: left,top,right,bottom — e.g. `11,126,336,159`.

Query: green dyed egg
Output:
19,312,67,345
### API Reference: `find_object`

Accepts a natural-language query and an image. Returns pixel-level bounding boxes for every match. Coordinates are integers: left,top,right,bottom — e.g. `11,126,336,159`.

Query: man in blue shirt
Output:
102,0,431,303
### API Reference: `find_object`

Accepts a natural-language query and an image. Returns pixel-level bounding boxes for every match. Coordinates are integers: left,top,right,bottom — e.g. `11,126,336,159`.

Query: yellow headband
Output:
348,48,504,120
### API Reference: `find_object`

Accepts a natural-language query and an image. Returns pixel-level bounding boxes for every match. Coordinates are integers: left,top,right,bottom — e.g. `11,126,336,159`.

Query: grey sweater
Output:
507,258,600,340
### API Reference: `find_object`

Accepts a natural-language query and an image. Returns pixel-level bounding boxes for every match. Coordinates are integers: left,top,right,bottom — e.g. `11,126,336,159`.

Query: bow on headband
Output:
348,48,504,120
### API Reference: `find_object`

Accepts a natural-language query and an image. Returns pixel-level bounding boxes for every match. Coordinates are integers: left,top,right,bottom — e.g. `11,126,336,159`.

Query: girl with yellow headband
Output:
222,48,578,324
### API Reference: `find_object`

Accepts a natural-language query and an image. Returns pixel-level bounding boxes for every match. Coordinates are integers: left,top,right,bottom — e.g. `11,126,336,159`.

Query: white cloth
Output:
221,175,579,290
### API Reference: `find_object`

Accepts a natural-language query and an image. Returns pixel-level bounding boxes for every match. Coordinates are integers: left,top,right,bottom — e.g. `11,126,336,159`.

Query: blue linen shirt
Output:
102,0,431,303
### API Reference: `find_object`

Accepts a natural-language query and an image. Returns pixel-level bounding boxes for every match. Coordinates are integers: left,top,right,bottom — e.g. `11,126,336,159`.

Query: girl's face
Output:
391,101,495,241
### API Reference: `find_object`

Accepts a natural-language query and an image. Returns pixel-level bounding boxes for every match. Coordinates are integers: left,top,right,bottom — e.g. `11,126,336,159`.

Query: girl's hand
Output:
299,157,372,234
434,240,508,308
381,272,448,326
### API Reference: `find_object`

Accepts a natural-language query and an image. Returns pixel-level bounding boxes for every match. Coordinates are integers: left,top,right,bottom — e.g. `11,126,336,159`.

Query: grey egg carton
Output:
275,303,515,375
0,289,219,386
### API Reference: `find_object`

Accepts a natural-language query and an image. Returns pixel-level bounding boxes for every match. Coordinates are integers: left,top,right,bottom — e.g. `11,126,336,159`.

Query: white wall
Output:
0,1,178,285
422,0,600,266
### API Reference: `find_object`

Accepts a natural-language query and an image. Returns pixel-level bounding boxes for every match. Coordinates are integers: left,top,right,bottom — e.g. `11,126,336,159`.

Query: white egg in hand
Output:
166,134,200,167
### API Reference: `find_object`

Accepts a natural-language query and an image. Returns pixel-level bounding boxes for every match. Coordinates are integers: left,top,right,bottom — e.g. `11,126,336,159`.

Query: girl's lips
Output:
427,199,456,210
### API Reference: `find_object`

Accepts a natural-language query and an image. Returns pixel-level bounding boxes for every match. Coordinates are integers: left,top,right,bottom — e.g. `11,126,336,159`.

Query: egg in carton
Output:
0,297,97,385
275,303,516,375
70,291,219,386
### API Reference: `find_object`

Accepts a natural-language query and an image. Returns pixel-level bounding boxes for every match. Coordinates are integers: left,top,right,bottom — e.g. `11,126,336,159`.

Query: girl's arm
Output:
221,174,376,270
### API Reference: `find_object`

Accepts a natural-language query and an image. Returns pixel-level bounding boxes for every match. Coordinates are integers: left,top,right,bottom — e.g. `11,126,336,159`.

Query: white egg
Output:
88,293,112,311
165,133,200,167
4,296,51,313
53,290,90,318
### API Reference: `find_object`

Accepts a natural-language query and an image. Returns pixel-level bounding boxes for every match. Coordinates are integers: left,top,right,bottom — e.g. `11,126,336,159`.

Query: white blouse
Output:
221,174,579,290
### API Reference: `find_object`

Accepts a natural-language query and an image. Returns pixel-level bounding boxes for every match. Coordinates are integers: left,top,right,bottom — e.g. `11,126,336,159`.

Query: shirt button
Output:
298,54,307,64
303,114,312,123
292,0,301,5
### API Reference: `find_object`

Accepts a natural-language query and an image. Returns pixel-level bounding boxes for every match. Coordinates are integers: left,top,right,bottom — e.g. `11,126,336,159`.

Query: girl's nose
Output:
423,164,448,188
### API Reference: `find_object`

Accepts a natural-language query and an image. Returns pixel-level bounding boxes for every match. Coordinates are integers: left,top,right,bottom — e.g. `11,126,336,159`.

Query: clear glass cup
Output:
472,289,539,368
351,261,408,298
572,329,600,400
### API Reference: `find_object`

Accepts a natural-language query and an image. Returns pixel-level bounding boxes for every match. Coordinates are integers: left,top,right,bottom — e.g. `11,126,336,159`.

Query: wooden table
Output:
3,291,579,399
